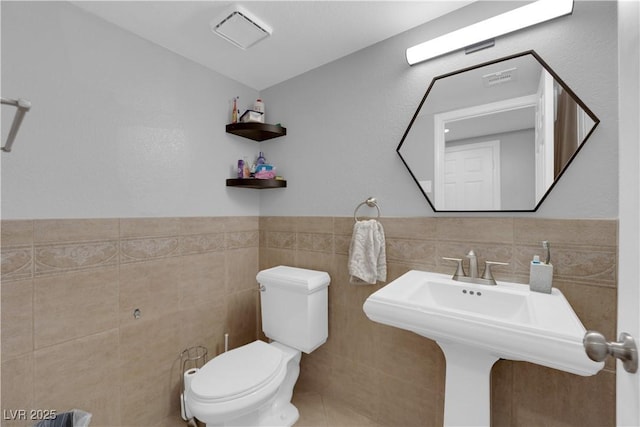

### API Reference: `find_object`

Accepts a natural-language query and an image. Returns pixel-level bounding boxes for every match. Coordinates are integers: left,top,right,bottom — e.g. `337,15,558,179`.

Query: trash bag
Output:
33,410,91,427
72,410,91,427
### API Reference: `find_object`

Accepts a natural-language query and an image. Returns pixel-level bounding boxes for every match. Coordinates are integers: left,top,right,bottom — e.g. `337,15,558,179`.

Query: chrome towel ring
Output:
354,197,381,222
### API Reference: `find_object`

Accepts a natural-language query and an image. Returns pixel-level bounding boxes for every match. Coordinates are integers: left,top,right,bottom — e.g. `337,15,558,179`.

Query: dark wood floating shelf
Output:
225,122,287,141
226,178,287,189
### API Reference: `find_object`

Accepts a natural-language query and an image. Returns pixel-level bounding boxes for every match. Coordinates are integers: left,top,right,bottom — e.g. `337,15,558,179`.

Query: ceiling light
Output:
211,5,272,50
406,0,573,65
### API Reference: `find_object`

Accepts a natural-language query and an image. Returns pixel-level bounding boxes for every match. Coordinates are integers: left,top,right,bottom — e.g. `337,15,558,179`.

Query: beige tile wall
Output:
1,217,259,427
2,216,616,427
260,216,617,427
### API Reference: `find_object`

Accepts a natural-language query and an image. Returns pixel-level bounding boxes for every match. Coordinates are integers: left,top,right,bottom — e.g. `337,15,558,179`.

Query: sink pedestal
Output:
438,342,499,427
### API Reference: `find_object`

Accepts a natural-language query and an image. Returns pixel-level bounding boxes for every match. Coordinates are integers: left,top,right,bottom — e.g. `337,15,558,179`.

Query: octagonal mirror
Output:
397,50,599,212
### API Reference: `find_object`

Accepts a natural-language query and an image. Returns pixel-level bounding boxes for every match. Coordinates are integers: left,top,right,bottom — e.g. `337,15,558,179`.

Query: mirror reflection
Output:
397,51,599,212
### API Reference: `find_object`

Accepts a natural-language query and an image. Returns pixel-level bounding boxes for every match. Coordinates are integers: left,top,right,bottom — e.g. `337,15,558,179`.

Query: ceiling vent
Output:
482,67,518,87
211,5,272,50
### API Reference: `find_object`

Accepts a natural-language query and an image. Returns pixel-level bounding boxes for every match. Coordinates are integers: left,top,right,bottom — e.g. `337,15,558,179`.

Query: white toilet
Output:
184,265,330,427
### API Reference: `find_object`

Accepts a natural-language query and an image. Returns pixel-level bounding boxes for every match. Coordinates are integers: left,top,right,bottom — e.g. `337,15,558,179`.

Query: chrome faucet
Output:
443,250,508,286
467,250,479,278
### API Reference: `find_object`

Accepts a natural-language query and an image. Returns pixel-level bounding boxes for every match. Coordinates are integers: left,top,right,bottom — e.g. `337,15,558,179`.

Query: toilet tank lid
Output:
257,266,330,293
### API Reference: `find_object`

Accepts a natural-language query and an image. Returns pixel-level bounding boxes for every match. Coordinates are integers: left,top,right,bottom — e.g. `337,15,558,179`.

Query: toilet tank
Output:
257,266,330,354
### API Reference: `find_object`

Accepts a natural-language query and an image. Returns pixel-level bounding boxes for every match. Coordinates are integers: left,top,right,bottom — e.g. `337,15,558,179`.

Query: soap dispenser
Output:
529,241,553,293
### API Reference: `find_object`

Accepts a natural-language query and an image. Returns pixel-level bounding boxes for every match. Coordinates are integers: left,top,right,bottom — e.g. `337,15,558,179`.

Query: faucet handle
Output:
481,261,509,281
443,257,466,278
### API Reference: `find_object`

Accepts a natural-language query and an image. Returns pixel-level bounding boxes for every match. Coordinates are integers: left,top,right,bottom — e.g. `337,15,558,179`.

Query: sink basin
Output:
363,270,603,426
406,276,532,323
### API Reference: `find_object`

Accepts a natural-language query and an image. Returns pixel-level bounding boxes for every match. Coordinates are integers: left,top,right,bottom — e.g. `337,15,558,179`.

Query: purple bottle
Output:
257,151,266,165
237,159,244,178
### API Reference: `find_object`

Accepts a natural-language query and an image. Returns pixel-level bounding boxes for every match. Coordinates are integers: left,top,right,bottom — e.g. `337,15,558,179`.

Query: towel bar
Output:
1,97,31,153
354,197,381,222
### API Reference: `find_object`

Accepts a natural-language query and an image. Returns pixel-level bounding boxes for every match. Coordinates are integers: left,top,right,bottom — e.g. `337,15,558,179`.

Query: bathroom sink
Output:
405,276,532,323
363,269,601,374
363,270,603,426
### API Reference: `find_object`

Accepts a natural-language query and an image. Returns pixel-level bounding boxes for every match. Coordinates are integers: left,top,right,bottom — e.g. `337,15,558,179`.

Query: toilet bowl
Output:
185,341,301,426
183,266,330,427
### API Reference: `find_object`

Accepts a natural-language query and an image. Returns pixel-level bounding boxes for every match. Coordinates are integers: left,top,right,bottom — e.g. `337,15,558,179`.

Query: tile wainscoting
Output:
2,216,616,426
1,217,260,427
260,216,617,427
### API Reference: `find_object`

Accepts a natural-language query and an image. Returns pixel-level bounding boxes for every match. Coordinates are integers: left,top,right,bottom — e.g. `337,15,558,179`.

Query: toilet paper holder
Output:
180,345,208,423
180,345,208,382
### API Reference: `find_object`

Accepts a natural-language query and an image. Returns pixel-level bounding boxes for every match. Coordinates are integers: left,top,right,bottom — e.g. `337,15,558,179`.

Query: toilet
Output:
184,265,330,427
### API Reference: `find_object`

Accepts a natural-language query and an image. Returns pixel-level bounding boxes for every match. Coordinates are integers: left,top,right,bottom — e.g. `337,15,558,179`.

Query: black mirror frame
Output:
396,50,600,213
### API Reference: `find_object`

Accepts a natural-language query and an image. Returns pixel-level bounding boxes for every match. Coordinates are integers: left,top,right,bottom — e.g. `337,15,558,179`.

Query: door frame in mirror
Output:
433,94,538,210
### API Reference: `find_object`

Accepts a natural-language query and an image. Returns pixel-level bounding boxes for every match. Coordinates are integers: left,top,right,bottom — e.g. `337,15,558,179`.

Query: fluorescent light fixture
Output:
406,0,573,65
211,5,272,50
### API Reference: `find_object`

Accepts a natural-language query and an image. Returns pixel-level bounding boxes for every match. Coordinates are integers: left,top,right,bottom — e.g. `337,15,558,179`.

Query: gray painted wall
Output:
260,0,618,218
1,1,261,219
1,1,618,220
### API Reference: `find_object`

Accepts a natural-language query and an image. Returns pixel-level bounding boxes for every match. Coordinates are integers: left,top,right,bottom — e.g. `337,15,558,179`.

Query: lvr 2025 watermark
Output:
3,409,57,421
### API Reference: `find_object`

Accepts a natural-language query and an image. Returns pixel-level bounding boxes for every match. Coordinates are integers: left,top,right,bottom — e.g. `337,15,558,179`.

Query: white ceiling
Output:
71,1,473,91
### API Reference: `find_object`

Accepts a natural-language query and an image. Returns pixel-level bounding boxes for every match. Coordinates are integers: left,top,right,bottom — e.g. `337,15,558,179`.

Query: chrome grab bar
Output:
1,97,31,153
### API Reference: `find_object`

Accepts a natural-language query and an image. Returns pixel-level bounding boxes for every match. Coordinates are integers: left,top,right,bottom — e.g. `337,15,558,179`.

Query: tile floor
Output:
175,391,380,427
292,391,381,427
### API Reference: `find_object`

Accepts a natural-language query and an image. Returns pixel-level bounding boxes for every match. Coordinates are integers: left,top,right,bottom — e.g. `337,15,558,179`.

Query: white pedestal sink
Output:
362,270,604,427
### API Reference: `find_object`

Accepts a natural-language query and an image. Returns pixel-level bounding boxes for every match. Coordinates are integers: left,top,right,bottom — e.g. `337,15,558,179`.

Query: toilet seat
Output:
190,341,285,403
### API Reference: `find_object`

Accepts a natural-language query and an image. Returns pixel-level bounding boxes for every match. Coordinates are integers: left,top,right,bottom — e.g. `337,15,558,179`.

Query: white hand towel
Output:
348,219,387,284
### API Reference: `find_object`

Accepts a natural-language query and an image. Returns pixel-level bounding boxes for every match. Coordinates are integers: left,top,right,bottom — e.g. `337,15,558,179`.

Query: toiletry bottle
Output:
529,241,553,293
253,99,265,123
253,99,264,114
232,97,238,123
237,159,244,178
242,157,250,178
257,151,266,165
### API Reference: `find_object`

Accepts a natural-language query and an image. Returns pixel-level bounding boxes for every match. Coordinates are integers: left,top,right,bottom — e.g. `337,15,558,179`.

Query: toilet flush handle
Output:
259,284,266,292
